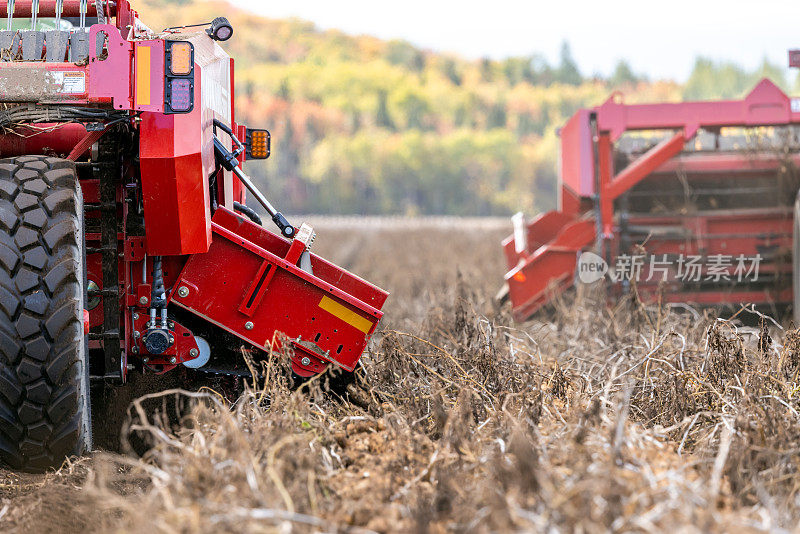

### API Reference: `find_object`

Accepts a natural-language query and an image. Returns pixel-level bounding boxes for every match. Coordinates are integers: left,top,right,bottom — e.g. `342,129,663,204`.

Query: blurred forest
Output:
140,0,800,216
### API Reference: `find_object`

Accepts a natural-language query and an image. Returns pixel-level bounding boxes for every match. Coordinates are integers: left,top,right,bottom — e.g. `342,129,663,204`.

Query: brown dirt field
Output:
1,217,799,533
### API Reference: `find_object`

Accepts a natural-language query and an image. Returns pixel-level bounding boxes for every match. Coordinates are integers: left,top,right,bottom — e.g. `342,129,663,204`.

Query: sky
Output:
232,0,799,82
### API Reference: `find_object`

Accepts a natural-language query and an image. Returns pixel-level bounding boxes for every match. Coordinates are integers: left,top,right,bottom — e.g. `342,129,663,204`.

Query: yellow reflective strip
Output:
318,296,373,334
136,46,151,106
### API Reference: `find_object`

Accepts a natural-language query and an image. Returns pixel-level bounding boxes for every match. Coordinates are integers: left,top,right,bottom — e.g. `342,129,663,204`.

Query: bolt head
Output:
133,312,139,321
139,296,148,305
169,356,177,364
142,357,149,363
86,280,101,310
244,321,254,330
168,321,175,329
177,286,189,298
189,348,199,358
133,330,140,338
300,356,311,366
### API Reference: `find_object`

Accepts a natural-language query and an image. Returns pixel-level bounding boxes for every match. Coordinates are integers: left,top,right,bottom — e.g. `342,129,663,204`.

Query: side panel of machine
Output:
139,34,231,256
559,108,594,203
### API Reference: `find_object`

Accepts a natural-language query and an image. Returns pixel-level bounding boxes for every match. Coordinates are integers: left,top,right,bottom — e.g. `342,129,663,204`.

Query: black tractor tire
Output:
0,156,92,471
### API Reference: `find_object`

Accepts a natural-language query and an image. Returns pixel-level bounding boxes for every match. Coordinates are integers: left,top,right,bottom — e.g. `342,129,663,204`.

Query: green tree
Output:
375,89,395,130
610,60,638,86
555,42,582,85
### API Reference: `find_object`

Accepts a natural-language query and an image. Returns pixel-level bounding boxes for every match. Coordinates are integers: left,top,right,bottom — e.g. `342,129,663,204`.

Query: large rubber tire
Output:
0,156,91,471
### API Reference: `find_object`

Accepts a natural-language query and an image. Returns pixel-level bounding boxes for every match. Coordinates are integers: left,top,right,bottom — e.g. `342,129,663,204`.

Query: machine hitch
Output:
212,119,295,238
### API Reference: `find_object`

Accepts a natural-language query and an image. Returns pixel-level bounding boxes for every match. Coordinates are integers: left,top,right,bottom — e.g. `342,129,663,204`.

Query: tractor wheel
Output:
0,156,92,471
794,192,800,325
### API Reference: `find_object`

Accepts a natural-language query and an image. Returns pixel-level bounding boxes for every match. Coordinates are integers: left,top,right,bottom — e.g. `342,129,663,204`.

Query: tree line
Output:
145,0,799,216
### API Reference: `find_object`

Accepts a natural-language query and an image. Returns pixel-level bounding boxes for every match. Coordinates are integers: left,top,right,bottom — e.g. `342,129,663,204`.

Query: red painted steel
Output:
504,219,595,321
130,314,200,372
597,79,800,141
559,109,595,199
66,125,110,160
0,124,89,157
604,133,686,199
139,110,212,255
172,207,388,375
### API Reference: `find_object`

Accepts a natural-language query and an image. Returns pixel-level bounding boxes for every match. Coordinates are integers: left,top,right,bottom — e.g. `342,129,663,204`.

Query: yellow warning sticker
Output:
136,46,151,106
318,296,373,334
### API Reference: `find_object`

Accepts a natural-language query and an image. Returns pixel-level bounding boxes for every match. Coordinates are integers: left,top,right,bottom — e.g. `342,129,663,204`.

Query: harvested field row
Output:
0,219,798,533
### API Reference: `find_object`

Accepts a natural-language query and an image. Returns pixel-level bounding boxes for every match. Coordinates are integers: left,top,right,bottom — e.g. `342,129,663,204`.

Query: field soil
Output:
1,217,799,533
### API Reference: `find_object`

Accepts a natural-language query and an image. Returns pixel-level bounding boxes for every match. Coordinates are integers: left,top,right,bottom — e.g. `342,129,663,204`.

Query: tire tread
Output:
0,156,90,471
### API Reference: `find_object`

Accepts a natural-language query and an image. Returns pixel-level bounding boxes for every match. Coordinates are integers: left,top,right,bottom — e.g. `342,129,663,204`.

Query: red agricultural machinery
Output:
0,0,387,470
503,60,800,323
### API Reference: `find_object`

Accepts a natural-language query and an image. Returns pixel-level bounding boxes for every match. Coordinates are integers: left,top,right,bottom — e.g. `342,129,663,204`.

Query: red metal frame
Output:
0,1,110,17
172,208,387,377
0,0,389,379
505,79,800,321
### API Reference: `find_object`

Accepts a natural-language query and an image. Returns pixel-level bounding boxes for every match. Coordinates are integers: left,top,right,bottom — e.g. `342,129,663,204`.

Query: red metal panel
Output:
139,109,211,255
211,208,388,310
790,50,800,69
559,109,594,198
88,24,133,109
172,208,388,373
505,219,595,321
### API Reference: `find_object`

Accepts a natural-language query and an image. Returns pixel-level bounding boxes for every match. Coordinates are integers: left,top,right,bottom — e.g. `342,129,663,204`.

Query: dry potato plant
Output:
1,219,800,533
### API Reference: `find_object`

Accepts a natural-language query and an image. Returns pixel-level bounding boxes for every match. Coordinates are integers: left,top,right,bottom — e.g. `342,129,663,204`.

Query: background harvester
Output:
503,52,800,322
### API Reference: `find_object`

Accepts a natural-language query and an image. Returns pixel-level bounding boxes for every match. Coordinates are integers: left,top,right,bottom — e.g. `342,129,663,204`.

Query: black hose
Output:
233,201,262,225
151,256,166,309
0,105,130,129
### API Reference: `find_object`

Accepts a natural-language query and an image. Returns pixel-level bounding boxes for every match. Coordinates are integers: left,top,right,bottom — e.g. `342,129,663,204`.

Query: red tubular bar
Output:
0,1,112,17
0,123,91,157
605,133,686,200
597,79,800,141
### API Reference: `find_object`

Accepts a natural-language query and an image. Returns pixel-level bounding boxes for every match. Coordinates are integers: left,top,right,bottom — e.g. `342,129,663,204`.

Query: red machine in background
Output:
0,0,386,470
503,58,800,322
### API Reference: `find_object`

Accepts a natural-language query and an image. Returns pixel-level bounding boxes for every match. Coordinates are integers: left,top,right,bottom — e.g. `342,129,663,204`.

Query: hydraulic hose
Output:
151,256,166,309
233,201,262,225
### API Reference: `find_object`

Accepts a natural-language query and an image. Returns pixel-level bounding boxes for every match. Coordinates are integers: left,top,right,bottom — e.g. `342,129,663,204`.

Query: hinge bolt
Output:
301,357,311,366
245,321,254,330
189,348,199,358
177,286,189,298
